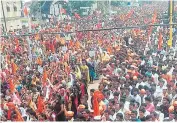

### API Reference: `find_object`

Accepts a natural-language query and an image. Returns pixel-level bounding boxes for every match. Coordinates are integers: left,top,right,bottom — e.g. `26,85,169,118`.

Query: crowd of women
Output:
0,1,177,122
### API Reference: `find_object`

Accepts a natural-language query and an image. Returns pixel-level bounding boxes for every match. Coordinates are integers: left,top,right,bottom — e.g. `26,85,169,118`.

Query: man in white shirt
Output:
131,88,141,106
154,79,165,98
113,103,124,120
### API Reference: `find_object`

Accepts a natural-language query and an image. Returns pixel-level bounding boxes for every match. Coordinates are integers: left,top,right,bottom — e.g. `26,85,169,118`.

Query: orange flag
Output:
64,53,69,62
158,32,163,50
152,11,157,24
35,34,40,40
60,8,66,14
7,54,10,61
11,62,18,75
14,107,24,121
75,41,81,49
60,38,65,45
23,6,28,16
37,96,45,114
98,40,103,46
15,38,19,47
36,57,42,65
42,69,48,85
51,44,55,53
69,40,73,48
56,35,61,41
107,46,112,54
9,79,15,93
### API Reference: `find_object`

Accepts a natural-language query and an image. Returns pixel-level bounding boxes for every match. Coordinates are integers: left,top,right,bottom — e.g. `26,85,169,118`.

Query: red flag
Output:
74,13,81,19
152,11,157,24
11,62,18,75
37,96,45,114
42,70,48,86
60,8,66,14
9,79,15,93
158,32,163,50
14,107,24,121
23,6,28,16
96,23,102,29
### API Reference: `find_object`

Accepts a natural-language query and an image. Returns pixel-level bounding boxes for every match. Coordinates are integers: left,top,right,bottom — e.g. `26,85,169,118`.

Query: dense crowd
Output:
1,1,177,122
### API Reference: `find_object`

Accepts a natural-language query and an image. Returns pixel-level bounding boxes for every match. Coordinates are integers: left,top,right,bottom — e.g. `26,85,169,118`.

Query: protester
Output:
0,1,177,122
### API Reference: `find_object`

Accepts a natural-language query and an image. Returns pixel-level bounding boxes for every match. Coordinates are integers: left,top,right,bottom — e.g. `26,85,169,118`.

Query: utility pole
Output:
168,0,173,47
1,0,7,32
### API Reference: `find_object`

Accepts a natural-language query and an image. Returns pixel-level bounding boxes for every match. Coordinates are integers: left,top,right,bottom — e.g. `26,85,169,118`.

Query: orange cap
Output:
173,101,177,107
78,104,85,109
140,89,146,94
133,76,138,80
168,106,174,113
67,111,74,117
127,70,132,73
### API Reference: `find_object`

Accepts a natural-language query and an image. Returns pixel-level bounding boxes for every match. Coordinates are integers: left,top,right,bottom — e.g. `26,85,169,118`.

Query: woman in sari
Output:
80,60,90,87
87,58,95,84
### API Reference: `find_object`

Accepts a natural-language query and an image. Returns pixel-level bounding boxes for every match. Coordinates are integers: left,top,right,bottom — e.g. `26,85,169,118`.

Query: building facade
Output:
0,1,23,32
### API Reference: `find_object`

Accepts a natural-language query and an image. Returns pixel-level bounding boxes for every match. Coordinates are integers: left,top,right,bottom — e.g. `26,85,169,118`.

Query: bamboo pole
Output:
167,0,173,47
1,23,177,37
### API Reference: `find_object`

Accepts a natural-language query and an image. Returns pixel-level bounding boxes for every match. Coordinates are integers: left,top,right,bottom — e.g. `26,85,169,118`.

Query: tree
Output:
29,0,95,17
29,1,53,16
111,1,121,6
62,1,95,16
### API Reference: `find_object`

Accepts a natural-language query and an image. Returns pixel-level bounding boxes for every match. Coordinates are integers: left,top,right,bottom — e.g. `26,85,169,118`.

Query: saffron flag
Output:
9,79,15,93
42,69,48,85
74,13,81,19
152,11,157,24
60,8,66,14
14,107,24,121
36,57,42,65
37,96,45,114
75,41,81,49
11,62,18,75
35,34,40,40
23,6,28,16
158,32,163,50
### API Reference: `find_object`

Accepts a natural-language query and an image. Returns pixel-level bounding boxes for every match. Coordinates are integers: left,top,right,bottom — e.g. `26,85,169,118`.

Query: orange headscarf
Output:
93,90,104,116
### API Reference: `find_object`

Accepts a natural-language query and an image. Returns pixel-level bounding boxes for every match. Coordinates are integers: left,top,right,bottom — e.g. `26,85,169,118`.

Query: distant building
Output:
0,1,23,32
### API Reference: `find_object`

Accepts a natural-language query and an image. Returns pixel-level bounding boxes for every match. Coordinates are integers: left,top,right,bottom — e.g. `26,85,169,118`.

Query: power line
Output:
1,23,177,37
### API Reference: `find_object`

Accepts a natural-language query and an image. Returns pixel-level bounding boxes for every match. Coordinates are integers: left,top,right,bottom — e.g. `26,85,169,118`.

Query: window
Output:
6,6,10,12
14,5,17,12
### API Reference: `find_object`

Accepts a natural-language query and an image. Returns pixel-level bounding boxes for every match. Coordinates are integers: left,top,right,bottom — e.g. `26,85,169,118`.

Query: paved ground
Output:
87,80,100,109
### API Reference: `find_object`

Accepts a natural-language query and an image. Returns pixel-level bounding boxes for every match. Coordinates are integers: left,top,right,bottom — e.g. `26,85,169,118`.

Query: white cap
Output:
162,86,167,90
94,116,101,120
106,75,110,77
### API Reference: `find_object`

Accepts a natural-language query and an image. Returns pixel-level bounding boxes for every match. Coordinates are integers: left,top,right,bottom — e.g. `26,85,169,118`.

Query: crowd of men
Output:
1,1,177,122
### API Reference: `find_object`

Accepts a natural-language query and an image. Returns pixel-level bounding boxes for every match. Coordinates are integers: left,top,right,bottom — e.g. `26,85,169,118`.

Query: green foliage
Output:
62,1,95,16
29,1,40,15
29,0,95,16
29,1,53,15
110,1,121,6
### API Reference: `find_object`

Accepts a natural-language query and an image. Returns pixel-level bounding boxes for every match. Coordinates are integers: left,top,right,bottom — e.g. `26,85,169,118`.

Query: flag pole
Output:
26,7,32,65
168,0,173,47
28,14,32,33
1,0,7,32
